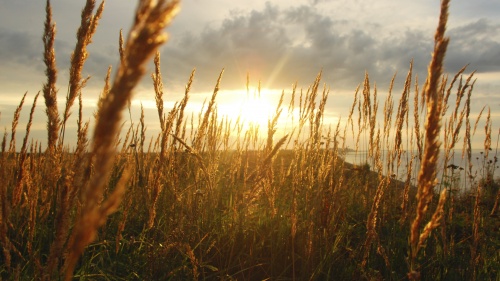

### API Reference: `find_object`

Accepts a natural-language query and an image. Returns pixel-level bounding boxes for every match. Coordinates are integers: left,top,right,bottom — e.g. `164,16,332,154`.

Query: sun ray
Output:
217,88,282,133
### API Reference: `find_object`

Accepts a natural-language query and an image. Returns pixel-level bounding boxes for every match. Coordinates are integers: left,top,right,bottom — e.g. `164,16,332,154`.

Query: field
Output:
1,0,500,280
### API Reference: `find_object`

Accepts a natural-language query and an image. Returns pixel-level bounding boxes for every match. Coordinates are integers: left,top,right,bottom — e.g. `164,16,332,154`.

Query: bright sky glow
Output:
217,89,279,130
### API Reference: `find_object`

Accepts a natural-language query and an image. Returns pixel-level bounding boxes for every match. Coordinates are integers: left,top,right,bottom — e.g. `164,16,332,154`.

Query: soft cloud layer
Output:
1,1,498,93
161,3,500,93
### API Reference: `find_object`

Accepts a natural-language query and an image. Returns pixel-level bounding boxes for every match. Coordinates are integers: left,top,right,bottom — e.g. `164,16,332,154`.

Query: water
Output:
342,149,499,191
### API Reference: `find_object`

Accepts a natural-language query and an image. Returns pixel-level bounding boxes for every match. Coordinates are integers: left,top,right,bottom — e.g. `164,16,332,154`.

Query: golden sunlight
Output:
218,89,279,129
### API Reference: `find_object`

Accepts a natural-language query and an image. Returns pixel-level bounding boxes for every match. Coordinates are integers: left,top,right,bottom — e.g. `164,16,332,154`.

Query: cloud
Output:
446,19,500,73
162,3,291,90
0,0,497,114
158,3,500,98
3,1,499,97
0,29,41,65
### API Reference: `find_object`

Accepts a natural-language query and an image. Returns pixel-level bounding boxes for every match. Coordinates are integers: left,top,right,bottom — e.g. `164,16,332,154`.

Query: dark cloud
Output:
0,27,115,99
162,3,292,91
446,19,500,73
450,1,500,22
0,29,41,65
0,0,125,97
159,3,500,95
378,30,432,80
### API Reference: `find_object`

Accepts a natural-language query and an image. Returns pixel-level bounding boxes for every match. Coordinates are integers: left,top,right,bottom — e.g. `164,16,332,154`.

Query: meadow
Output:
1,0,499,280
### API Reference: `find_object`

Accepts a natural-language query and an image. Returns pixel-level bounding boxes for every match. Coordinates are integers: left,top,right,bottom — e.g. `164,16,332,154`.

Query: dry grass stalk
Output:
9,92,27,154
21,92,40,156
60,0,105,145
441,65,467,116
42,0,60,153
44,173,73,279
491,128,500,216
362,130,387,267
1,128,6,154
462,85,473,193
369,84,378,159
139,104,146,151
346,84,360,140
194,70,224,150
64,166,131,280
395,62,412,165
471,181,484,280
409,0,449,277
442,71,475,173
63,1,180,279
439,76,451,115
383,73,395,150
471,111,491,267
300,72,321,131
491,185,500,217
159,103,178,157
245,134,288,185
269,91,285,150
175,69,194,139
484,108,491,158
400,153,414,223
288,82,297,119
450,82,472,149
171,134,209,177
414,76,423,162
117,124,129,154
118,29,124,64
25,160,39,261
152,51,166,131
355,92,363,153
115,194,133,253
94,65,112,119
362,72,372,132
44,112,90,280
70,121,90,205
416,189,447,250
146,107,183,229
12,93,40,208
472,105,486,136
77,92,83,135
451,71,474,120
471,104,489,279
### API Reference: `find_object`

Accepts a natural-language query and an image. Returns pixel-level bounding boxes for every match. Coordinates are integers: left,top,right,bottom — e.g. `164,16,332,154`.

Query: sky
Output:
0,0,499,150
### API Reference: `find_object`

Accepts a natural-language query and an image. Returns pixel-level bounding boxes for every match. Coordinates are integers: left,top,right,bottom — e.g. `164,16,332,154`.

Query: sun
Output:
218,89,277,130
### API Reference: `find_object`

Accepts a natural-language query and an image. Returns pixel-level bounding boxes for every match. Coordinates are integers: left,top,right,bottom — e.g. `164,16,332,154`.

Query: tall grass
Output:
1,0,499,280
